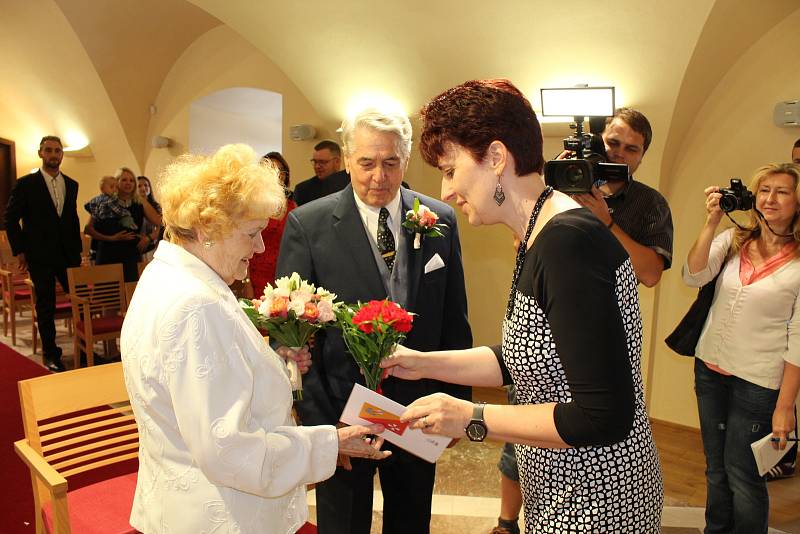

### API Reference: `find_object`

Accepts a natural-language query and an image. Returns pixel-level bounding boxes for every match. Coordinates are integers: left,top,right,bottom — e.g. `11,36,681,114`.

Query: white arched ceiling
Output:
53,0,220,168
661,0,800,191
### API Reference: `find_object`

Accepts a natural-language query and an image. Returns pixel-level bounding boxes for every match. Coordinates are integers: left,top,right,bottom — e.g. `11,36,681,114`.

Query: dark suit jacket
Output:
292,170,350,206
276,184,472,426
4,170,82,268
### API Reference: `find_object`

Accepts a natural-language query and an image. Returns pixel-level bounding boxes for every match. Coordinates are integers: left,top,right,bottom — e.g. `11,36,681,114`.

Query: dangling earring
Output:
493,180,506,206
203,240,215,249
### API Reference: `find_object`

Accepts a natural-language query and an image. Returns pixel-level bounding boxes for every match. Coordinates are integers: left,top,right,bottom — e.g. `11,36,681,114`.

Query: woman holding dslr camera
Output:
684,162,800,533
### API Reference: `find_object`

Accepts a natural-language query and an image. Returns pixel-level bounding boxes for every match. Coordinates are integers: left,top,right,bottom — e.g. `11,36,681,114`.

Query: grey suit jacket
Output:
276,184,472,426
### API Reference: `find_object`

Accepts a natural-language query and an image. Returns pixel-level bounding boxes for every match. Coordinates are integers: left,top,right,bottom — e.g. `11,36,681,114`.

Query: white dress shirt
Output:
683,228,800,389
353,189,402,248
40,167,65,216
121,240,338,534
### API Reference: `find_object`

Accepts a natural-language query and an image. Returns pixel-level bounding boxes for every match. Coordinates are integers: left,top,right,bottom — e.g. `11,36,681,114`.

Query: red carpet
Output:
1,342,49,533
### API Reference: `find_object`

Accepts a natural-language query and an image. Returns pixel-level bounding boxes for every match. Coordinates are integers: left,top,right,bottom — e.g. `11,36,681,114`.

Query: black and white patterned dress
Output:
496,208,663,533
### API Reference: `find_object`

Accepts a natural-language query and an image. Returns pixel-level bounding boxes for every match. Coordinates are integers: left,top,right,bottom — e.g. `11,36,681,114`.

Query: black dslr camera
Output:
543,122,628,194
718,179,754,213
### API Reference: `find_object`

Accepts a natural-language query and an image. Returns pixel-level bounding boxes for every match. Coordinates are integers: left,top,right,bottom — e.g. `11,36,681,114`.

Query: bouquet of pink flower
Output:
402,197,447,249
336,300,414,392
240,272,339,399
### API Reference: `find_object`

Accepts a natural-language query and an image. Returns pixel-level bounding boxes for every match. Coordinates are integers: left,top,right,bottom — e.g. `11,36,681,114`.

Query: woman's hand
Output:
400,392,473,439
110,230,138,242
771,404,797,451
336,424,391,470
704,186,724,227
380,345,426,381
276,345,312,374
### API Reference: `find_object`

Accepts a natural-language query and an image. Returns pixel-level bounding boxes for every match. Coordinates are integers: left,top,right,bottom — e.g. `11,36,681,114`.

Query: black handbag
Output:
665,272,720,356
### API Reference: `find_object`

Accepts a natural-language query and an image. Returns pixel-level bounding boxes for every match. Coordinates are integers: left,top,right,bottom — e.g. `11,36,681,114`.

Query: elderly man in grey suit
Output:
275,107,472,534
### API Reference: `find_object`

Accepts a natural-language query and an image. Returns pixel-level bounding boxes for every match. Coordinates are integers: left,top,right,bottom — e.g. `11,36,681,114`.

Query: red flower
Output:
352,300,414,334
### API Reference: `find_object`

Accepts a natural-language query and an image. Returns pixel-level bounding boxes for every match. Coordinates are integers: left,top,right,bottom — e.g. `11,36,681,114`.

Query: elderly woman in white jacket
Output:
121,144,389,534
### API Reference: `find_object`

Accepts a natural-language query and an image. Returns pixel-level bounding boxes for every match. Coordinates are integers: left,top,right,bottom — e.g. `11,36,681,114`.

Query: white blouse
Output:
683,229,800,390
121,240,338,534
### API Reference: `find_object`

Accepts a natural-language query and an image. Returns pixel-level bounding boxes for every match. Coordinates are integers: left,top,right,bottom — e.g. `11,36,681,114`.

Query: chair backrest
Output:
18,362,138,478
67,264,127,317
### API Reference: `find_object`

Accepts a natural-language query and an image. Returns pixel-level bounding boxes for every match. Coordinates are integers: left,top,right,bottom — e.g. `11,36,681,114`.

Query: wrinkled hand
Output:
771,404,796,451
571,186,612,226
276,345,312,374
704,186,724,226
336,424,391,470
380,345,425,381
400,393,473,439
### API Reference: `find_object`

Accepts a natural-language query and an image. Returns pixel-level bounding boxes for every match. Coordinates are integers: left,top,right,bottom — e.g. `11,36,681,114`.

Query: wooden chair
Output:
67,264,126,368
14,362,139,534
0,264,32,346
25,278,73,355
79,233,93,266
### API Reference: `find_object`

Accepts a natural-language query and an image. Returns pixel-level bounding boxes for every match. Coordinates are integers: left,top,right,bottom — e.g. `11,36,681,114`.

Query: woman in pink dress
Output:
247,152,296,298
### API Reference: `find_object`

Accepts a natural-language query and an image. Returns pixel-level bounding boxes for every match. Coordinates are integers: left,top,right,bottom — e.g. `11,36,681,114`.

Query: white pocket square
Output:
424,253,445,274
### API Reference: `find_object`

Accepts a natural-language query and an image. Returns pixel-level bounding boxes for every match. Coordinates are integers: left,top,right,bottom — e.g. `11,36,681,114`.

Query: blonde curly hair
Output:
158,144,286,244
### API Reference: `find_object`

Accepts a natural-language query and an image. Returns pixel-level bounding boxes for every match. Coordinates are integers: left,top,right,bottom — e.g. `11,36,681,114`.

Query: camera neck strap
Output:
726,208,795,238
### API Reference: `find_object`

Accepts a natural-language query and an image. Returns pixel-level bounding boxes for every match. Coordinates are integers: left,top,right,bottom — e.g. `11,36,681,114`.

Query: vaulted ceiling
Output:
50,0,800,173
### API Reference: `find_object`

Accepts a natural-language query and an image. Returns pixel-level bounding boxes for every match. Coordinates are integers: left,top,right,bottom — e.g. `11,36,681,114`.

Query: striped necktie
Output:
377,207,395,271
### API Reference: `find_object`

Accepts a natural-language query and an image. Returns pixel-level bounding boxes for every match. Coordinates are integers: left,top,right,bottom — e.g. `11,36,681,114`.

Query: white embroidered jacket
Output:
121,241,338,534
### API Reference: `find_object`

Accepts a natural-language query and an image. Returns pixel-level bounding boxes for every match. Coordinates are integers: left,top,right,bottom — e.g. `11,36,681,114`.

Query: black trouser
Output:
27,263,69,362
315,443,436,534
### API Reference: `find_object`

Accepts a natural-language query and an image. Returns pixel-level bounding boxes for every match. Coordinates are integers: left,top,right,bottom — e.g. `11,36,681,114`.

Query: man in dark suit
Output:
293,139,351,206
5,136,82,372
276,108,472,534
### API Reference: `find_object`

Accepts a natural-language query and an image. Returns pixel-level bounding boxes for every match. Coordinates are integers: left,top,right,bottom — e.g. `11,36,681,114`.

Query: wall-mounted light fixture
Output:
774,100,800,127
152,135,173,148
62,130,92,158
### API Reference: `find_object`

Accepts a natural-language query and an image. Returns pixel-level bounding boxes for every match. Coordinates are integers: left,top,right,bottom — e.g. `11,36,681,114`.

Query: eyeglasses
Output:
310,158,334,166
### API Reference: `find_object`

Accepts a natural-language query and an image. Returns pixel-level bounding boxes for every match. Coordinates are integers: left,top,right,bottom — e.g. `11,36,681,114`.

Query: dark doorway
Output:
0,138,17,230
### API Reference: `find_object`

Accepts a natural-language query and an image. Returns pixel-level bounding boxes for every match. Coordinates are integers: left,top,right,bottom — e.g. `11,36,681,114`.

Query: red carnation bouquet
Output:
336,300,414,392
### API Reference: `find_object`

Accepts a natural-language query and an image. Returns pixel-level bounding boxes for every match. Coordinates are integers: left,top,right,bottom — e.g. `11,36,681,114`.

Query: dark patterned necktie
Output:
377,207,396,271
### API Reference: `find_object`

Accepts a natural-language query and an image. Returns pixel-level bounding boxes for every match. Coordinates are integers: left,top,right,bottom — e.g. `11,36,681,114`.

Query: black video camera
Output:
543,126,629,194
718,179,754,213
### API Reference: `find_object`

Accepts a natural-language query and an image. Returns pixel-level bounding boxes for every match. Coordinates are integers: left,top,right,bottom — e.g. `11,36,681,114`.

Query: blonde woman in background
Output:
121,144,389,534
85,167,161,281
685,163,800,533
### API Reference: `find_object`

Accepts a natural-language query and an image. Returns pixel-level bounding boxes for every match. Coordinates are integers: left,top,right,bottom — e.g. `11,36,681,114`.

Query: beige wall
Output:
143,25,332,186
650,9,800,427
0,0,139,228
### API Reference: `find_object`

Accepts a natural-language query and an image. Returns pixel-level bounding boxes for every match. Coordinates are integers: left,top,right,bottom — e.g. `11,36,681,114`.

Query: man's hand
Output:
571,185,612,226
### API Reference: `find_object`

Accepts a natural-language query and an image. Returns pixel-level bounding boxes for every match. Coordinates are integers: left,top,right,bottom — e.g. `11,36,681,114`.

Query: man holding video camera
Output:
570,108,673,287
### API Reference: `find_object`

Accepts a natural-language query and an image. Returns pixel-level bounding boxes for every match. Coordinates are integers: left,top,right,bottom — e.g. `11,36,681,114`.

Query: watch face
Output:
466,422,487,441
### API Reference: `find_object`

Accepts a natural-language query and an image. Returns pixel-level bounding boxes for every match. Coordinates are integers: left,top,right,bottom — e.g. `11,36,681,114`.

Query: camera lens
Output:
565,165,584,186
719,194,736,213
